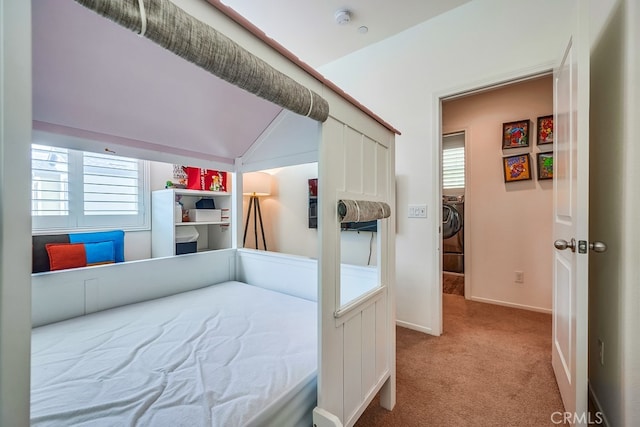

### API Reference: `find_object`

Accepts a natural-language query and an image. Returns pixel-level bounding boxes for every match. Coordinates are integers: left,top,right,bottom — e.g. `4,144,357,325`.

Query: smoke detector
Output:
334,9,351,25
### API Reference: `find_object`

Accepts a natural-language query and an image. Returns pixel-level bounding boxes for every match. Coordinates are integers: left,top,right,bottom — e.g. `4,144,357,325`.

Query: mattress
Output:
31,281,318,427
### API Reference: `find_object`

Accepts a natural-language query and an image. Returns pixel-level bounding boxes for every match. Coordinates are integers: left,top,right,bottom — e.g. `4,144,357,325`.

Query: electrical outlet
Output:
598,339,604,366
515,271,524,283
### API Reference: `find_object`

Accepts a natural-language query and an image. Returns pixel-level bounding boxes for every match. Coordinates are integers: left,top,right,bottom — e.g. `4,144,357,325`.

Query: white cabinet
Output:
151,189,231,257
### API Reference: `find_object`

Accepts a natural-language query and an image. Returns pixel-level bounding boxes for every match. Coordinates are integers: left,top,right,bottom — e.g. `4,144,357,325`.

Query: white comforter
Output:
31,281,317,427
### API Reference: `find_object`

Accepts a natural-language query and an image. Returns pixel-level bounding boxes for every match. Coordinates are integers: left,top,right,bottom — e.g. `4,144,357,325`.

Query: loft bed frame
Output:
5,1,398,426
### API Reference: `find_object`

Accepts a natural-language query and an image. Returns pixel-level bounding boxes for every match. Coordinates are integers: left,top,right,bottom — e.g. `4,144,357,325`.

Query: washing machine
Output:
442,195,464,273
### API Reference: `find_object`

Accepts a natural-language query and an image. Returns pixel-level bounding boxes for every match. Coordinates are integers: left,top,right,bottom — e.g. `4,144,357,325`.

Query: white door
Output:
552,1,590,424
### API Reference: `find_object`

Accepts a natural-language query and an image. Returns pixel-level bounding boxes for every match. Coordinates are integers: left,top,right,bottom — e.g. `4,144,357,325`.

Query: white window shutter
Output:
32,144,149,232
442,145,465,189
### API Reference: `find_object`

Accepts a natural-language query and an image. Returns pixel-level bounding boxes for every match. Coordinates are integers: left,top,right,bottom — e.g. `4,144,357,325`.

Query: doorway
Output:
439,74,555,328
442,132,465,297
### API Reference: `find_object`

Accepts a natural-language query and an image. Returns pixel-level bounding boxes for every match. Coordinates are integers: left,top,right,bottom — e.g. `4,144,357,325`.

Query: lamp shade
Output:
243,172,272,196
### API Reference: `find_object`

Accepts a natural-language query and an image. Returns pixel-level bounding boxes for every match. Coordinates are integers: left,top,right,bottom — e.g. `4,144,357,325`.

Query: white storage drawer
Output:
188,209,222,222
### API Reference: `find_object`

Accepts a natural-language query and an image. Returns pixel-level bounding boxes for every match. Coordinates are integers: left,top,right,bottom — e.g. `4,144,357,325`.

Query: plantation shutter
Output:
83,152,140,216
32,143,149,231
442,135,465,189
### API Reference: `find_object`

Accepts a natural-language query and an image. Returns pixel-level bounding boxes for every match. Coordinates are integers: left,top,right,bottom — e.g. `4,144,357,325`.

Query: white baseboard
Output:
469,296,551,314
588,382,610,427
396,319,437,336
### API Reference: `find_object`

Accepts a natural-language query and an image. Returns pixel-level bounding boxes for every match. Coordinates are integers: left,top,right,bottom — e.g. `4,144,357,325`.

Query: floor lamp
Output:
243,172,272,250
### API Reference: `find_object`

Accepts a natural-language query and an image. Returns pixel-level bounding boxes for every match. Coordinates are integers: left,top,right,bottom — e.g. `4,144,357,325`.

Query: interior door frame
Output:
440,129,470,299
431,64,555,336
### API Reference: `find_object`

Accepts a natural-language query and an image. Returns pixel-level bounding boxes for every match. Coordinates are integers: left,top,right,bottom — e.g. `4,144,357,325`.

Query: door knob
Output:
554,238,576,252
589,241,607,253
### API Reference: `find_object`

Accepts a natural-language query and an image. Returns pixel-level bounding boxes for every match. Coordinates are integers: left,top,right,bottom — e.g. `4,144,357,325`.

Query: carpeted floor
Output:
443,273,464,296
355,294,565,426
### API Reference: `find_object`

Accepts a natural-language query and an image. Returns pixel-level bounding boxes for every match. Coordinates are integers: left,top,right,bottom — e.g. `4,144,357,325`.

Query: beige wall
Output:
243,163,319,257
242,163,377,266
442,76,553,311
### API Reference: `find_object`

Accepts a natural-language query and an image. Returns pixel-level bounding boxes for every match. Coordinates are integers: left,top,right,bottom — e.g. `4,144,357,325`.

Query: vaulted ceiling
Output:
217,0,473,67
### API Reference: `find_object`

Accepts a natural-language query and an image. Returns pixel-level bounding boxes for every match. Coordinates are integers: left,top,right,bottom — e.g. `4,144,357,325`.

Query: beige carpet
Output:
355,295,566,426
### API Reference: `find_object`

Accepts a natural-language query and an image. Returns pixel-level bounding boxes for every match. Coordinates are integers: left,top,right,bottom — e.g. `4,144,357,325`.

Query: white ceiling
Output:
218,0,472,68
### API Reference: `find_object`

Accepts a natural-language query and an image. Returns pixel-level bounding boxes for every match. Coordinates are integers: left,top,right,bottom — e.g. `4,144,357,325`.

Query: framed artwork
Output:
537,152,554,180
503,154,532,182
502,120,530,149
537,115,554,145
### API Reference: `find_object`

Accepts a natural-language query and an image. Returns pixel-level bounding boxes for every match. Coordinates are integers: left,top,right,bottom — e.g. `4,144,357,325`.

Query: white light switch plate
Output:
408,204,427,218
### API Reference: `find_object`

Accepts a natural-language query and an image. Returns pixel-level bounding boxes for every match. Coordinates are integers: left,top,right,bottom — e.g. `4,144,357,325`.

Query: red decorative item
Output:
183,167,227,191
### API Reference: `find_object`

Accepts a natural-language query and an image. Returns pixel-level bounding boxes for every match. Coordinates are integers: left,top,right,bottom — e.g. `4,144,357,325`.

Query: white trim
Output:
432,62,556,337
396,319,436,336
334,286,384,322
469,296,551,314
0,0,32,424
32,125,235,173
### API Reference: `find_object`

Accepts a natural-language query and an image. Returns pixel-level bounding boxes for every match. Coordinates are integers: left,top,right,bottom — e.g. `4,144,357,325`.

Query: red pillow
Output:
45,243,87,271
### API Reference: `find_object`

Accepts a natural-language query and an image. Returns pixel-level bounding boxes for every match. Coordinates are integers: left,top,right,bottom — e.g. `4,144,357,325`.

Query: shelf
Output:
152,188,232,258
175,221,230,226
172,189,230,197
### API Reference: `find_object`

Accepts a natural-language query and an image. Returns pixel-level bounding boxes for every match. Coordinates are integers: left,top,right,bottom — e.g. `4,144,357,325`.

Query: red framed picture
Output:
537,115,554,145
502,120,530,149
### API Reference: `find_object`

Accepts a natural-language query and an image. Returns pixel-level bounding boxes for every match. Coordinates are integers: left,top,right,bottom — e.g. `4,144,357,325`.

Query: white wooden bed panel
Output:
375,291,390,382
315,105,395,426
343,312,363,421
236,249,378,305
376,142,390,200
362,304,377,393
342,296,392,427
239,110,320,173
317,116,346,422
236,249,318,301
344,126,364,194
363,137,377,196
32,249,236,327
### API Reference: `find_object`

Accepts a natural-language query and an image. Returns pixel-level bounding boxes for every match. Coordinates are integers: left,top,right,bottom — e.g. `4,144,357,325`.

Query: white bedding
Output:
31,281,317,427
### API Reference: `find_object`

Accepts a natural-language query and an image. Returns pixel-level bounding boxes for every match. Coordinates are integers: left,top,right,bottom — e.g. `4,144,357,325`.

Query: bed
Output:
31,280,317,427
17,0,400,426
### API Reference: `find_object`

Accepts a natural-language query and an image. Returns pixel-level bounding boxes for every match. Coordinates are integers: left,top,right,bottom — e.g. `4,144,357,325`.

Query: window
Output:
442,133,465,189
32,144,149,232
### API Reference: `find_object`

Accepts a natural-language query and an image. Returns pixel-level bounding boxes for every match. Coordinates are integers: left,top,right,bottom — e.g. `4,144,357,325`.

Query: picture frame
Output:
503,154,532,182
502,119,530,149
537,152,554,180
537,115,554,145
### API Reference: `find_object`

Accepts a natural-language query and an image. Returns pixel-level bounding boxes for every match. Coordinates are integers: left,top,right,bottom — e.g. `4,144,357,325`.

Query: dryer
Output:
442,195,464,273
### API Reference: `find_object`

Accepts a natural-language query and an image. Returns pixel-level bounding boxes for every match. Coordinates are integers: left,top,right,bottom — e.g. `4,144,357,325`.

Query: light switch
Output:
408,204,427,218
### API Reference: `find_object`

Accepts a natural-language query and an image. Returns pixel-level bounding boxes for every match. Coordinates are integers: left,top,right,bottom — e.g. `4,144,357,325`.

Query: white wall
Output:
320,0,573,333
589,0,640,425
443,76,553,312
244,163,377,266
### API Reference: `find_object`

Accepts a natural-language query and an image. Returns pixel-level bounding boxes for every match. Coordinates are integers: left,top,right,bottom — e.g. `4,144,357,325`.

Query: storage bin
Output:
175,225,199,243
188,209,222,222
176,241,197,255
